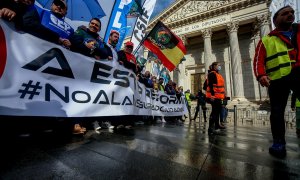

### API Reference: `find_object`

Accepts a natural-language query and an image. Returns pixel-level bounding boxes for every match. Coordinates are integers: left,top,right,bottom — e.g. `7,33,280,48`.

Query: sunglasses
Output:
53,0,66,9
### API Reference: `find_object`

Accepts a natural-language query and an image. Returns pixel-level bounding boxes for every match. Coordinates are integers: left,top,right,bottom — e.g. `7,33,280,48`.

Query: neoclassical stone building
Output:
146,0,276,102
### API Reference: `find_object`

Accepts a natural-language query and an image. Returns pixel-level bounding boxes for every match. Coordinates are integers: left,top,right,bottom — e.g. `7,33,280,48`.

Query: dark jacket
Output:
17,6,61,43
69,26,111,59
118,50,137,73
0,0,60,43
196,91,206,106
207,70,218,96
137,75,152,88
165,84,176,95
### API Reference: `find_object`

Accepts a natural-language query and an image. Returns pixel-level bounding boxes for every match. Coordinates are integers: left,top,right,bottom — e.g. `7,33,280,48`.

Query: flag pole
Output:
132,32,149,56
133,20,162,56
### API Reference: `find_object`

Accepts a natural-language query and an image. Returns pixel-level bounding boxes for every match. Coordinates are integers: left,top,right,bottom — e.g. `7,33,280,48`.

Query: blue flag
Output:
104,0,134,50
127,0,143,18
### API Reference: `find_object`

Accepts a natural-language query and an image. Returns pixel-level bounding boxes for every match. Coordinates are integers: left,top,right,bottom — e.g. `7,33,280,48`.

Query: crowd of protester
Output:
3,1,300,160
0,1,229,136
0,0,193,137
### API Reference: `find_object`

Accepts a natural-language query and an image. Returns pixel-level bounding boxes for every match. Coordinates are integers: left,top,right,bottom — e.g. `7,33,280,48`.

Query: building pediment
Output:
165,0,237,24
149,0,270,30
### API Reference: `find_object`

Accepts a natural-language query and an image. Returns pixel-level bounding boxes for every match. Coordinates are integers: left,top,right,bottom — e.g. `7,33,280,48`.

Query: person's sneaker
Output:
114,125,133,135
125,125,133,129
208,128,214,135
156,119,162,124
269,143,286,158
135,121,144,125
93,121,101,133
94,127,101,134
101,121,114,129
93,121,101,134
116,124,125,129
213,129,221,135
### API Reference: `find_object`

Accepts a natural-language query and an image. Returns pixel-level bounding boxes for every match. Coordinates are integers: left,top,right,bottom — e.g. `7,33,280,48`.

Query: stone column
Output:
177,35,186,86
227,21,245,99
201,28,213,74
177,63,184,87
251,25,264,101
255,16,270,100
257,13,271,37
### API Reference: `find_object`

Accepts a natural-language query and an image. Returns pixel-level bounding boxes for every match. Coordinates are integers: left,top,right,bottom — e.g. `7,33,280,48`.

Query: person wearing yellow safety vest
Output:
184,89,192,120
206,62,226,135
290,92,300,138
253,6,300,158
158,77,165,92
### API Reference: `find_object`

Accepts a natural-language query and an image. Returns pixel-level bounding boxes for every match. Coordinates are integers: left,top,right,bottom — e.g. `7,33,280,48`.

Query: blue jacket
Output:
37,6,74,38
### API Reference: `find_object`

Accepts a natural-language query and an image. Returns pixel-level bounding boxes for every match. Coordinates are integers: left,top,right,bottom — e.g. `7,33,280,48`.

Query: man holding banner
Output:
70,17,111,60
118,41,138,74
13,0,73,47
0,0,35,21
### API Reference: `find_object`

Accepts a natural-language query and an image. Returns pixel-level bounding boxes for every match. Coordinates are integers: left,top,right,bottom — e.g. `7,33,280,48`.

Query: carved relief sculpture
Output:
257,13,271,27
226,21,239,33
166,0,239,23
201,28,212,38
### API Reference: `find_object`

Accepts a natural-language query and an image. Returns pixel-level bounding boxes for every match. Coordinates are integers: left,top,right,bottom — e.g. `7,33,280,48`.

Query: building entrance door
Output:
191,73,205,95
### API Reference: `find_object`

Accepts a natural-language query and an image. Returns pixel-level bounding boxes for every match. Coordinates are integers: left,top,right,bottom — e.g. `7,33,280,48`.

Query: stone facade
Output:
146,0,273,102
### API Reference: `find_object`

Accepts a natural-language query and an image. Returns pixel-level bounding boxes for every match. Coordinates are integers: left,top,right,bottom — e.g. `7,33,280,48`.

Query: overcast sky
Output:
126,0,175,37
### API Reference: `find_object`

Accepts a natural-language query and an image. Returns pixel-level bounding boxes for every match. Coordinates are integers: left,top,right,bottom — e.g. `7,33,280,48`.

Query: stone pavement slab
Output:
1,121,300,180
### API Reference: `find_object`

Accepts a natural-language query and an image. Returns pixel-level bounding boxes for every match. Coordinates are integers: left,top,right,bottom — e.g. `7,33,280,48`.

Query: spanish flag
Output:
143,21,186,71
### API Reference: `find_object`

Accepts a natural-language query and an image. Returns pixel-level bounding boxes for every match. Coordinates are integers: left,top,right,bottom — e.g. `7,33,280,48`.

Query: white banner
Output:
0,20,187,117
131,0,157,52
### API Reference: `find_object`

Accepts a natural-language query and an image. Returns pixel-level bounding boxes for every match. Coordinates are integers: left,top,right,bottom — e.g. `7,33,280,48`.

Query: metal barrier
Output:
191,104,296,128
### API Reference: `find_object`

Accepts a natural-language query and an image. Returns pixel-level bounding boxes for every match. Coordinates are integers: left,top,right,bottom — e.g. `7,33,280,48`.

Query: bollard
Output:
234,105,237,126
199,107,201,124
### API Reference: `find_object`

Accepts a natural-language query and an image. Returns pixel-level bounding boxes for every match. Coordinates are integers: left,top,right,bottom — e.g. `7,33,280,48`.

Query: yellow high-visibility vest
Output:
262,35,295,80
296,98,300,108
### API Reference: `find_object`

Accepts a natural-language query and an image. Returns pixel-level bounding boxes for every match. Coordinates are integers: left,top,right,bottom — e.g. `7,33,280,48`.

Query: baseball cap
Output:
53,0,66,9
125,41,134,47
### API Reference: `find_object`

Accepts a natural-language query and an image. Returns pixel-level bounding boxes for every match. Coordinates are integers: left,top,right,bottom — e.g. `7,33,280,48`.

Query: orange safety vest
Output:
205,71,225,99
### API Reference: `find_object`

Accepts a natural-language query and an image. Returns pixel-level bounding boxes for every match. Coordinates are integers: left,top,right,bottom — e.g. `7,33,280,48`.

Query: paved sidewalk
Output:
1,120,300,179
